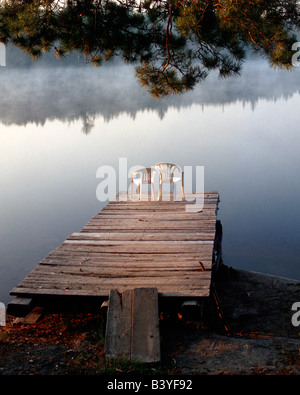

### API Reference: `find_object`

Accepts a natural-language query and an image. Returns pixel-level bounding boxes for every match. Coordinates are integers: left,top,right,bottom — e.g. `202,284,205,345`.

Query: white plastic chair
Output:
130,167,156,201
155,162,184,201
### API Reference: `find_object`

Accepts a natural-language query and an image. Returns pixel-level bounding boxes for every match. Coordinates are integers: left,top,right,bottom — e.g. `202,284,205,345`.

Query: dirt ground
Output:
0,265,299,375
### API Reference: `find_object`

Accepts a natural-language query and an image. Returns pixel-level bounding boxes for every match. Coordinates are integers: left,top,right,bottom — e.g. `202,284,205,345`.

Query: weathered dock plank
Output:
10,192,220,300
69,232,216,241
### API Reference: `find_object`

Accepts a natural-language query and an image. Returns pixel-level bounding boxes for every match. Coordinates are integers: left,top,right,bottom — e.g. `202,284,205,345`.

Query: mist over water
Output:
0,60,299,128
0,51,300,304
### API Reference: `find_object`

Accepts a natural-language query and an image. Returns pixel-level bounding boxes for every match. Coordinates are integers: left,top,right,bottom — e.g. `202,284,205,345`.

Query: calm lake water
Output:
1,53,300,304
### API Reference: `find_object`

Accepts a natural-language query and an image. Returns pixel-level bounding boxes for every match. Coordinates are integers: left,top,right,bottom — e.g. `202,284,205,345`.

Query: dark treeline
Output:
0,0,300,97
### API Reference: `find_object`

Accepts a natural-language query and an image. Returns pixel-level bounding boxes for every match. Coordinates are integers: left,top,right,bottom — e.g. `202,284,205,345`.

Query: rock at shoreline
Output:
162,266,300,375
215,266,300,338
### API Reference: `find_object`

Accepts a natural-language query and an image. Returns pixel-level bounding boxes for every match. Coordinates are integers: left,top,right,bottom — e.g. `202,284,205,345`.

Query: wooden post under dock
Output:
8,191,222,362
105,288,160,363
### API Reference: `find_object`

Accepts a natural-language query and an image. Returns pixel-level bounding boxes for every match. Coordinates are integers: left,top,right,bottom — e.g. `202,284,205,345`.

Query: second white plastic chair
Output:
155,162,184,201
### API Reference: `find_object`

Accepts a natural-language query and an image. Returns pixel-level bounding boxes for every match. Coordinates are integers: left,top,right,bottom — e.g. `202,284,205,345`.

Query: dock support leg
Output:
105,288,161,363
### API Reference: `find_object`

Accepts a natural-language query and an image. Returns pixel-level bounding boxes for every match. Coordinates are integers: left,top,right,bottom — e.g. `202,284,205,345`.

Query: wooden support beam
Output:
13,306,44,324
105,289,132,360
132,288,160,363
7,297,34,317
105,288,160,363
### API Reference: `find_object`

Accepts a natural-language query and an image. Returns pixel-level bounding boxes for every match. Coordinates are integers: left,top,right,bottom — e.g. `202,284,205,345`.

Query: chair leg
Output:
130,182,133,200
151,183,154,201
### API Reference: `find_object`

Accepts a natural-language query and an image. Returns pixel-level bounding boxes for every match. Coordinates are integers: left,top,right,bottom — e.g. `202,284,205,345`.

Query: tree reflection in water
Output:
0,0,299,97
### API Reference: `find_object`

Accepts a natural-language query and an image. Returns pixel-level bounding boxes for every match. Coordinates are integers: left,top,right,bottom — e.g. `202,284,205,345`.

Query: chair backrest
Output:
130,167,155,184
155,162,182,182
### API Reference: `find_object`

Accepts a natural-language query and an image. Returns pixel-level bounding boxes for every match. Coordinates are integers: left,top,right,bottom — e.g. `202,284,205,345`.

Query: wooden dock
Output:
10,191,221,301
